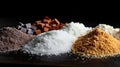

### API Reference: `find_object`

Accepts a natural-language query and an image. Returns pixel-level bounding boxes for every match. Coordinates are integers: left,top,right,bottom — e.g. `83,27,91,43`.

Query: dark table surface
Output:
1,51,120,67
1,50,120,67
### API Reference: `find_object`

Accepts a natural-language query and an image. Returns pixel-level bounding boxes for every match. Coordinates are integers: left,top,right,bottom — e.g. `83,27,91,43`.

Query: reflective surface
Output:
1,51,120,67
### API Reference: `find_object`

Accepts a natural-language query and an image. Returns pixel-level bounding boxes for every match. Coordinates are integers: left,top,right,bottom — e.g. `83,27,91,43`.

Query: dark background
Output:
0,2,120,28
0,0,120,28
1,2,120,67
0,15,120,28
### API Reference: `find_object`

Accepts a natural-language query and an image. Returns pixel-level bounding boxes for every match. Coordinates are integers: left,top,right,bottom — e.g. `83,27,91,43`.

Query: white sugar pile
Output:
96,24,120,40
61,22,92,37
22,30,76,56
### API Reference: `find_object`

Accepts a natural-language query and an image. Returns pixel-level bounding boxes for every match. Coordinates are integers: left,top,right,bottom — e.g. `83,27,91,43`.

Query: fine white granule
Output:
61,22,92,37
96,24,120,39
22,30,76,56
115,31,120,40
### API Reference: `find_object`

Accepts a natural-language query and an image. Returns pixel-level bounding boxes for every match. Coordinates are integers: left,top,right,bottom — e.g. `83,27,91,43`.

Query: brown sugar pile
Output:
0,27,34,52
72,28,120,58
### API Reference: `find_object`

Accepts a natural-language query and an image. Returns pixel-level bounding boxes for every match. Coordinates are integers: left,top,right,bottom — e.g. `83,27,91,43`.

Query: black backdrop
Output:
1,2,120,67
0,15,120,28
1,1,120,28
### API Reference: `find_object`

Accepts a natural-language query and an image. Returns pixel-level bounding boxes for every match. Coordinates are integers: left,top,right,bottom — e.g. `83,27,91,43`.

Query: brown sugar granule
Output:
72,28,120,58
0,27,34,52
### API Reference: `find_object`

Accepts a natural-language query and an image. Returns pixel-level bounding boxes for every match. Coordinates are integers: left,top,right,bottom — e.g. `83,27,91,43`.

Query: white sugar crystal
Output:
27,29,33,35
26,23,32,29
18,25,22,29
61,22,92,37
22,30,76,56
